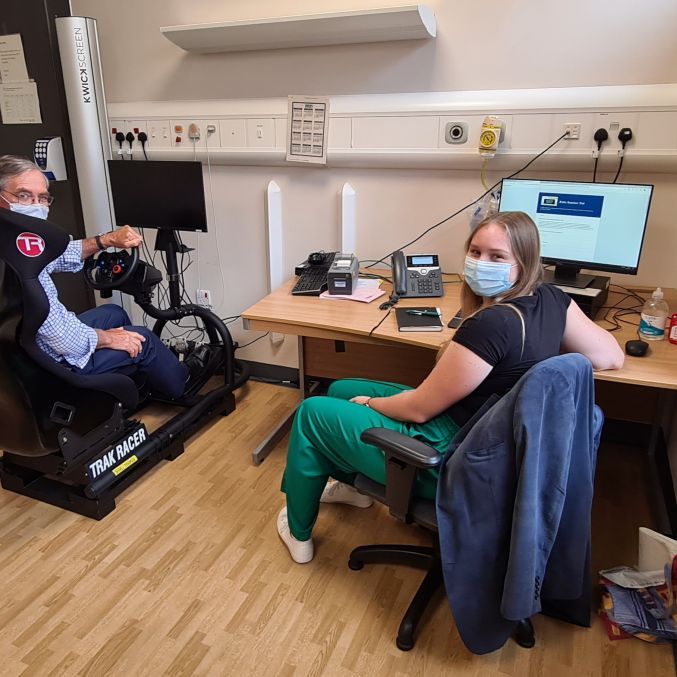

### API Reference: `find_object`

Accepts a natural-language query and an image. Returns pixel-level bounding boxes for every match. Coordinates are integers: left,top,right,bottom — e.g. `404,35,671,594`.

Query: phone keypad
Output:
408,269,442,296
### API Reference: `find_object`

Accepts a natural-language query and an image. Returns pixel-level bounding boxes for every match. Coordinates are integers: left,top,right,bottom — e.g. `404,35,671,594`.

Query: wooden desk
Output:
244,277,677,386
242,276,677,466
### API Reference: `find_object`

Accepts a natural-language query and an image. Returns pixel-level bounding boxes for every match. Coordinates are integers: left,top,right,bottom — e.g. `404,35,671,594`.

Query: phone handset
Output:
391,250,408,296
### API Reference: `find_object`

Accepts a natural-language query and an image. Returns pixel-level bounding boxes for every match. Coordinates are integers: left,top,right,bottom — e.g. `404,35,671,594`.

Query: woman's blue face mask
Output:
464,256,517,297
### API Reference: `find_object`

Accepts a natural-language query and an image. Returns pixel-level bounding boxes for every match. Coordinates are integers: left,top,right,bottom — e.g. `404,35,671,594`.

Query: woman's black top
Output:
448,283,571,425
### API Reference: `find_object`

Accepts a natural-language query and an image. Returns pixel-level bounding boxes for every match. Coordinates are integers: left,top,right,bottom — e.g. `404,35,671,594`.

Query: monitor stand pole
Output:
154,230,190,310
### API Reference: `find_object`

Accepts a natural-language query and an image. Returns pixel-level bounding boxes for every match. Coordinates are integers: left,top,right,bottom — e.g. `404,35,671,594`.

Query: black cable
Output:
612,128,632,184
595,286,646,332
249,375,299,387
366,132,570,269
612,156,625,184
125,131,135,160
592,128,608,183
137,131,149,161
368,307,393,337
115,131,125,160
237,333,269,349
610,283,648,306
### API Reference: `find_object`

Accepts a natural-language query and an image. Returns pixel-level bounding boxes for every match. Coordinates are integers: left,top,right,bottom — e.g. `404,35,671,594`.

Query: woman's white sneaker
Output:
277,507,314,564
320,480,373,508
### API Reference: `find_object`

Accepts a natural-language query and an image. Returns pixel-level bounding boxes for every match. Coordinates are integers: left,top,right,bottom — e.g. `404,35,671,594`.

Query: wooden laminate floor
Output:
0,381,674,676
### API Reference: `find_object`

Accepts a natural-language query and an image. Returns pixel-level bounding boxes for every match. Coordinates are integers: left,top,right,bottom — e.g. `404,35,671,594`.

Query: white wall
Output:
71,0,677,368
75,0,677,101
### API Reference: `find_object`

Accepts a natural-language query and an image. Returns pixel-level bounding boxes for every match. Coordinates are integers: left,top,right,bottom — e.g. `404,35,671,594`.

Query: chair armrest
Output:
361,427,443,522
361,428,443,469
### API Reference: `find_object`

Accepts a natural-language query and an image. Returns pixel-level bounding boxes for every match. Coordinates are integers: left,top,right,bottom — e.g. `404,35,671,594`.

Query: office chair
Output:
348,428,535,652
348,354,601,653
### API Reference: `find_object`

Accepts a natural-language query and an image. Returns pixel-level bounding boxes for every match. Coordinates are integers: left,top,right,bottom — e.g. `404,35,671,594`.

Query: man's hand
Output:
95,327,145,358
81,225,144,260
103,225,143,249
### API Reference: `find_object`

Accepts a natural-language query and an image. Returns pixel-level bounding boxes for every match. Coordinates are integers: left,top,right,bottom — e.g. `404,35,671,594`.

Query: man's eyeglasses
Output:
2,190,54,206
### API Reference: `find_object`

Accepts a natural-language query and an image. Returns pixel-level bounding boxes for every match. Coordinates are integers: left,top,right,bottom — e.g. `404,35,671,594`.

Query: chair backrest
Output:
0,209,137,457
437,353,602,654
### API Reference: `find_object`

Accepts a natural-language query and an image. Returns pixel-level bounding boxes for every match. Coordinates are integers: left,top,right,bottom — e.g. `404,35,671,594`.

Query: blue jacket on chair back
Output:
436,353,603,655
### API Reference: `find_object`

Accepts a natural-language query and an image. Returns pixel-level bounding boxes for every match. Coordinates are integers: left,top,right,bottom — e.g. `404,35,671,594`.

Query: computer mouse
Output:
625,339,649,357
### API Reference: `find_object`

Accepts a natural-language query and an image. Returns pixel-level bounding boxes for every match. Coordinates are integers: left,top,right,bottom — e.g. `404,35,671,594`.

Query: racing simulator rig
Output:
0,161,248,518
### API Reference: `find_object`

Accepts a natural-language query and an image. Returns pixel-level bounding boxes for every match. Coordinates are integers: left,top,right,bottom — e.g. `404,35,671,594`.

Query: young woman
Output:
277,211,624,563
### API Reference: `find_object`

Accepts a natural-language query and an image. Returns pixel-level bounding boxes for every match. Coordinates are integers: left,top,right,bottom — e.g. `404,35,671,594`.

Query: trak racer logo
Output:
16,232,45,257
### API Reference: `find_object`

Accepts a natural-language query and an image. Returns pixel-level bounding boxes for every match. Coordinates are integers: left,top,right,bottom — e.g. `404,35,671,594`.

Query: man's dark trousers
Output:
77,304,187,399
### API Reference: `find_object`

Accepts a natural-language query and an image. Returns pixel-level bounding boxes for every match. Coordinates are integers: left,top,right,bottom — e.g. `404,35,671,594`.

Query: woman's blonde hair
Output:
460,211,543,318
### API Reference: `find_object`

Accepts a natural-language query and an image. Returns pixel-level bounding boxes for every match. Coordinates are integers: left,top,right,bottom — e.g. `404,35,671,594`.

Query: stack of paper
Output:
319,278,385,303
598,527,677,643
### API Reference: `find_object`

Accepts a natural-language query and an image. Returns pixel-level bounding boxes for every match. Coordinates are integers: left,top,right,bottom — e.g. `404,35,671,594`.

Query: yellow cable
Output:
480,158,490,191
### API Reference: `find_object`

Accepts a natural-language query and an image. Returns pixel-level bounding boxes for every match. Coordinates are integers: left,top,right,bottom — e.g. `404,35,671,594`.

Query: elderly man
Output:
0,154,195,399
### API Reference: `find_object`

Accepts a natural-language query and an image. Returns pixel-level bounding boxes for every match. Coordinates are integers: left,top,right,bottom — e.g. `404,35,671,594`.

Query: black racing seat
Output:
0,209,138,457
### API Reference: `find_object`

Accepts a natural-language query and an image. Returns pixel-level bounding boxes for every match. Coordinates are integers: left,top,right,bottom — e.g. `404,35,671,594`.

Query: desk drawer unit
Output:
303,337,436,387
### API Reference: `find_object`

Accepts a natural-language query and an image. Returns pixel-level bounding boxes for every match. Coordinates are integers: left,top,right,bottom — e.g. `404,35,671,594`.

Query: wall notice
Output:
0,34,29,83
0,81,42,124
286,96,329,166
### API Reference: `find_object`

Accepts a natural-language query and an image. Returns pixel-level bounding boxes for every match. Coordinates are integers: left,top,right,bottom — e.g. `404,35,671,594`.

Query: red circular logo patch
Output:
16,232,45,258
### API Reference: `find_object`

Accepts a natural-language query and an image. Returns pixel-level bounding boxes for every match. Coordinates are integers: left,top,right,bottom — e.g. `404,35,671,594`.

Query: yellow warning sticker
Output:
112,455,139,476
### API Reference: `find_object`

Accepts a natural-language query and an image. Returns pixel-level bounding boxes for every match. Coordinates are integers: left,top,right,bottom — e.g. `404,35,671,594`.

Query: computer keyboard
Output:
291,268,329,296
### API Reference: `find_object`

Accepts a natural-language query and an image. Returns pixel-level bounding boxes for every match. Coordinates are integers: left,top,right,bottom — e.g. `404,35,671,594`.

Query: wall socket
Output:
564,123,581,140
444,121,469,144
196,289,212,308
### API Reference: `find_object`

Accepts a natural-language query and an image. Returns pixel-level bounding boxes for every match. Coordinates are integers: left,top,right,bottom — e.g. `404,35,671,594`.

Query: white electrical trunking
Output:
108,84,677,173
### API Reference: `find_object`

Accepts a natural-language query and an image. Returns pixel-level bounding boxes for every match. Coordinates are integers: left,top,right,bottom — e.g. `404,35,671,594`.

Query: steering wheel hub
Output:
84,248,140,290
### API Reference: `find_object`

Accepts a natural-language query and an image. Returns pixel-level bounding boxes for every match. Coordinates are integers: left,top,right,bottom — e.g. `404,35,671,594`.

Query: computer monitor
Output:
107,160,208,232
498,178,653,288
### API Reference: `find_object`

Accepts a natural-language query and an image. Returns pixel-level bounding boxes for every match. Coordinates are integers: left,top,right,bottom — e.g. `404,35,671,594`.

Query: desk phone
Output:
392,250,443,298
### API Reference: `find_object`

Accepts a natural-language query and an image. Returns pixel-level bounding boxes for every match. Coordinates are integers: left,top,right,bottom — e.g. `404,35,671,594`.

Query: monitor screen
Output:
107,160,208,232
498,178,653,283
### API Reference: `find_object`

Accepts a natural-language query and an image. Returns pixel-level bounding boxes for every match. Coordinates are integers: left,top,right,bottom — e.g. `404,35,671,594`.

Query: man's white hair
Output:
0,155,48,191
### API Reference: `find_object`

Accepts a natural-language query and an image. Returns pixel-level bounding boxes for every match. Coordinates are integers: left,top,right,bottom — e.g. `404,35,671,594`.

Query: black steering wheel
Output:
84,247,140,290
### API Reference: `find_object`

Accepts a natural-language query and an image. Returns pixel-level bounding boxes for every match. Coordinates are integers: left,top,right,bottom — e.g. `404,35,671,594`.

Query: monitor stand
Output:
154,230,192,309
543,264,596,289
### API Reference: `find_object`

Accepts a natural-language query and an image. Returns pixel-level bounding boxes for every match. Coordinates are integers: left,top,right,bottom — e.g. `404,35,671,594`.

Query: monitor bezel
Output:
498,177,654,276
107,159,208,232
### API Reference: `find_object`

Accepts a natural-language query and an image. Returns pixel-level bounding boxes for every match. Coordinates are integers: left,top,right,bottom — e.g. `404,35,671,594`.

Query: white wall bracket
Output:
340,183,357,255
265,180,285,345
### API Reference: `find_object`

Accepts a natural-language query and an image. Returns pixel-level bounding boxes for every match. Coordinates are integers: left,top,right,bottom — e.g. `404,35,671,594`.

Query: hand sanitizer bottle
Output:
639,287,669,340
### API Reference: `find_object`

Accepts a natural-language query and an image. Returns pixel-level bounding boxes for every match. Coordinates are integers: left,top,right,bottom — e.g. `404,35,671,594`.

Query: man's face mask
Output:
1,193,49,220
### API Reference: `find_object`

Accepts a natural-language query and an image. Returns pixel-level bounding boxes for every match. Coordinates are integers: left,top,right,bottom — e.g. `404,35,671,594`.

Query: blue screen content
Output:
498,179,653,272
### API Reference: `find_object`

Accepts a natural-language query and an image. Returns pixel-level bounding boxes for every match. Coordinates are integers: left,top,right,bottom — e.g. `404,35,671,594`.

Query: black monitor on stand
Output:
498,178,654,289
107,160,207,309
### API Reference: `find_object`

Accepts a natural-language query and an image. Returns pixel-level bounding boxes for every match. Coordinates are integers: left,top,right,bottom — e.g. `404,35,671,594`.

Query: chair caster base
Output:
396,636,413,651
513,618,535,648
